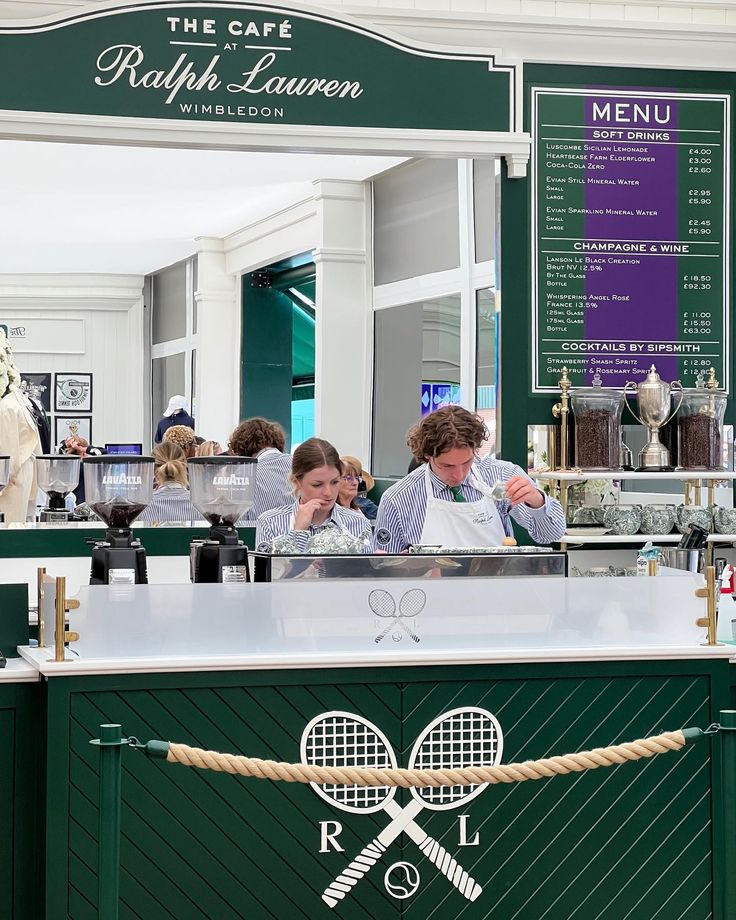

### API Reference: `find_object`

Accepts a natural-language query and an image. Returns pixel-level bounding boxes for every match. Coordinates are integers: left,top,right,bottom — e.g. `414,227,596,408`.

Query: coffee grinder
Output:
36,454,81,522
83,454,154,585
0,455,9,524
188,456,257,583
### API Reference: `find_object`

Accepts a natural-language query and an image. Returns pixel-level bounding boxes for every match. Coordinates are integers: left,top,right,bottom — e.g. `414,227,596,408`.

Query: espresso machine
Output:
0,454,9,524
188,456,257,583
83,454,154,585
36,454,81,522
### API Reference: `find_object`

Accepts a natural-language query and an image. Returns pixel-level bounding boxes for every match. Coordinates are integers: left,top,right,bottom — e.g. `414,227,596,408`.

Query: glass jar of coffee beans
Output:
677,369,726,471
571,373,625,471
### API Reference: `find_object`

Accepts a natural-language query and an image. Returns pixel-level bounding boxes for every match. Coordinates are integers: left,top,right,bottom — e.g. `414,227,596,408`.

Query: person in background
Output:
56,435,104,506
197,440,222,457
154,395,195,444
256,438,370,553
163,424,198,458
139,441,201,525
228,417,292,521
337,455,378,520
372,406,565,553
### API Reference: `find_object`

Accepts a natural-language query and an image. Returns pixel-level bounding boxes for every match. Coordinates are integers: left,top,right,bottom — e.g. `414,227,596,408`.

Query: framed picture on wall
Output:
21,372,52,412
55,372,92,412
55,416,92,446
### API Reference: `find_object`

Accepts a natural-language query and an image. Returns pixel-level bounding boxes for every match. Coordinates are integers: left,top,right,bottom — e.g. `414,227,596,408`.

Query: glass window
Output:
152,261,187,344
152,353,186,427
373,294,461,477
291,393,315,449
373,159,460,285
190,349,197,421
473,158,498,265
192,258,198,335
476,288,498,457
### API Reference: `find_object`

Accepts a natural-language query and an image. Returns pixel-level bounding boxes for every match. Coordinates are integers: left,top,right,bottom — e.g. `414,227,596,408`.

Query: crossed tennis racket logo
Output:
300,707,504,908
369,588,425,643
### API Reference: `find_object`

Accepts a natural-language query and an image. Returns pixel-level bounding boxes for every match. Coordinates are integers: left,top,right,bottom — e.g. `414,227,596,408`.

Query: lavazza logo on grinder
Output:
213,474,250,486
102,474,142,485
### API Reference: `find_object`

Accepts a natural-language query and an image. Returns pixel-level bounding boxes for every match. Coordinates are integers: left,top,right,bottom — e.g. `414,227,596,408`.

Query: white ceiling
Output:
0,139,403,275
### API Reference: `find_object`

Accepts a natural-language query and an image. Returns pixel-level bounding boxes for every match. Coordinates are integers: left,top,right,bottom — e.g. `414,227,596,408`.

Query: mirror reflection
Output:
0,140,501,531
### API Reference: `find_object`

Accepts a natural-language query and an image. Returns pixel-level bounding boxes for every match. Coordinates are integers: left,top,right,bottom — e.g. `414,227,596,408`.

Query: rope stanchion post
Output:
90,724,125,920
720,710,736,920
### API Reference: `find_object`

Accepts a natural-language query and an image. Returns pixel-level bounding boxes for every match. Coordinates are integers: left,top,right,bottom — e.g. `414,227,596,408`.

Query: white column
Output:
194,237,240,446
313,179,371,460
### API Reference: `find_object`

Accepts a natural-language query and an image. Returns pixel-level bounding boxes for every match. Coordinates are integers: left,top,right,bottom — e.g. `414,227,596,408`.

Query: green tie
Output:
449,486,466,503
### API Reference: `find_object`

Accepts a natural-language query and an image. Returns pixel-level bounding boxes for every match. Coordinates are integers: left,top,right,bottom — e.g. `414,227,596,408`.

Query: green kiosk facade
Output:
0,2,735,919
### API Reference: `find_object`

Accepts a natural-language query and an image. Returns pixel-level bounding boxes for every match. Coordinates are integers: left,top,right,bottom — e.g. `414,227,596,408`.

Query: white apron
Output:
419,464,506,547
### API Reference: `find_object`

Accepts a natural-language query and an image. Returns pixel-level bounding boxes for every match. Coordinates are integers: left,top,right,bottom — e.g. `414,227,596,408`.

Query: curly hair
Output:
163,424,197,453
228,417,286,457
152,441,188,487
407,406,488,461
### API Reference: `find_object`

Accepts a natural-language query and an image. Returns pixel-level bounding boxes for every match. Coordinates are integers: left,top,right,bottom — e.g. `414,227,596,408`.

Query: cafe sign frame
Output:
0,0,530,173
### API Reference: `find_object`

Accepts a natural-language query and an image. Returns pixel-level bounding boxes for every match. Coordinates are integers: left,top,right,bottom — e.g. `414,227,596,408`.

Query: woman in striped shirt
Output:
256,438,370,553
139,441,202,526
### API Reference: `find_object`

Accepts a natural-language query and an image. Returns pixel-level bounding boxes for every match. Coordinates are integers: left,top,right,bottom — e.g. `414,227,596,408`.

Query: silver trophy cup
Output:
624,365,683,470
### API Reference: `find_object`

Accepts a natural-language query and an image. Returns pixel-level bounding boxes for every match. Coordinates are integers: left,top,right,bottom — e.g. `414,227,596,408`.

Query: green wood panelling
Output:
0,682,43,920
0,526,255,558
43,660,730,919
0,4,511,132
0,584,29,657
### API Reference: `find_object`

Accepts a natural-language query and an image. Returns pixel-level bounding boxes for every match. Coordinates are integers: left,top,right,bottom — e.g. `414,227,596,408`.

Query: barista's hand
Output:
294,498,330,531
505,475,545,509
65,436,87,457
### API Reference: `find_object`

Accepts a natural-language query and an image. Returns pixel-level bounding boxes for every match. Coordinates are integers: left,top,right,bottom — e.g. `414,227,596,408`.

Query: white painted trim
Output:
373,269,464,311
0,0,520,131
363,183,375,466
313,247,367,265
224,197,317,276
311,179,369,202
0,110,530,160
458,159,476,412
0,273,144,300
17,642,736,677
359,7,736,40
151,337,187,358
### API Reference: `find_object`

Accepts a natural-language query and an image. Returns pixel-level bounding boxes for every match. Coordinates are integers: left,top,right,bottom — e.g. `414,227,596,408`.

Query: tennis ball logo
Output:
384,862,420,900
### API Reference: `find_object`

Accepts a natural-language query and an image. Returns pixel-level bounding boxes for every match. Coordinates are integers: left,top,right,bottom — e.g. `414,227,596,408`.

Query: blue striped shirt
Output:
372,458,565,553
256,500,371,553
239,449,293,523
138,485,204,526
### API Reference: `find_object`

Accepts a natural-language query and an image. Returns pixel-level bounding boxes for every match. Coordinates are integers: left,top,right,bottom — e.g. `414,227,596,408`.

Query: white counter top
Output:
0,657,41,682
15,578,736,677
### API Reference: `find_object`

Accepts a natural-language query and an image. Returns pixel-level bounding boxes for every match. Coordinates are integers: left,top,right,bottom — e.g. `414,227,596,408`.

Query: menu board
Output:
531,87,730,393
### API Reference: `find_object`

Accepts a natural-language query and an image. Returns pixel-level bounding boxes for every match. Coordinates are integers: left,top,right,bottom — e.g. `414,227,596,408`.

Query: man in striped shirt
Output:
372,406,565,553
228,417,293,522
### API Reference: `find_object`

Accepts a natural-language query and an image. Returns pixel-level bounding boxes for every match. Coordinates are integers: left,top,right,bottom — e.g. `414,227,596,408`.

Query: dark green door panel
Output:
401,673,716,920
63,681,404,919
0,682,42,920
44,661,730,920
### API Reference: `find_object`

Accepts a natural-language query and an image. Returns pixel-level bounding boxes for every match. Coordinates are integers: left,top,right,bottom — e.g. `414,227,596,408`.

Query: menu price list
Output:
532,87,729,392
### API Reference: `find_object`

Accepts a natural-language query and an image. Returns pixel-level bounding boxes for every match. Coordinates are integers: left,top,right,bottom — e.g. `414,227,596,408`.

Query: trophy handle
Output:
623,381,643,425
665,380,684,426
